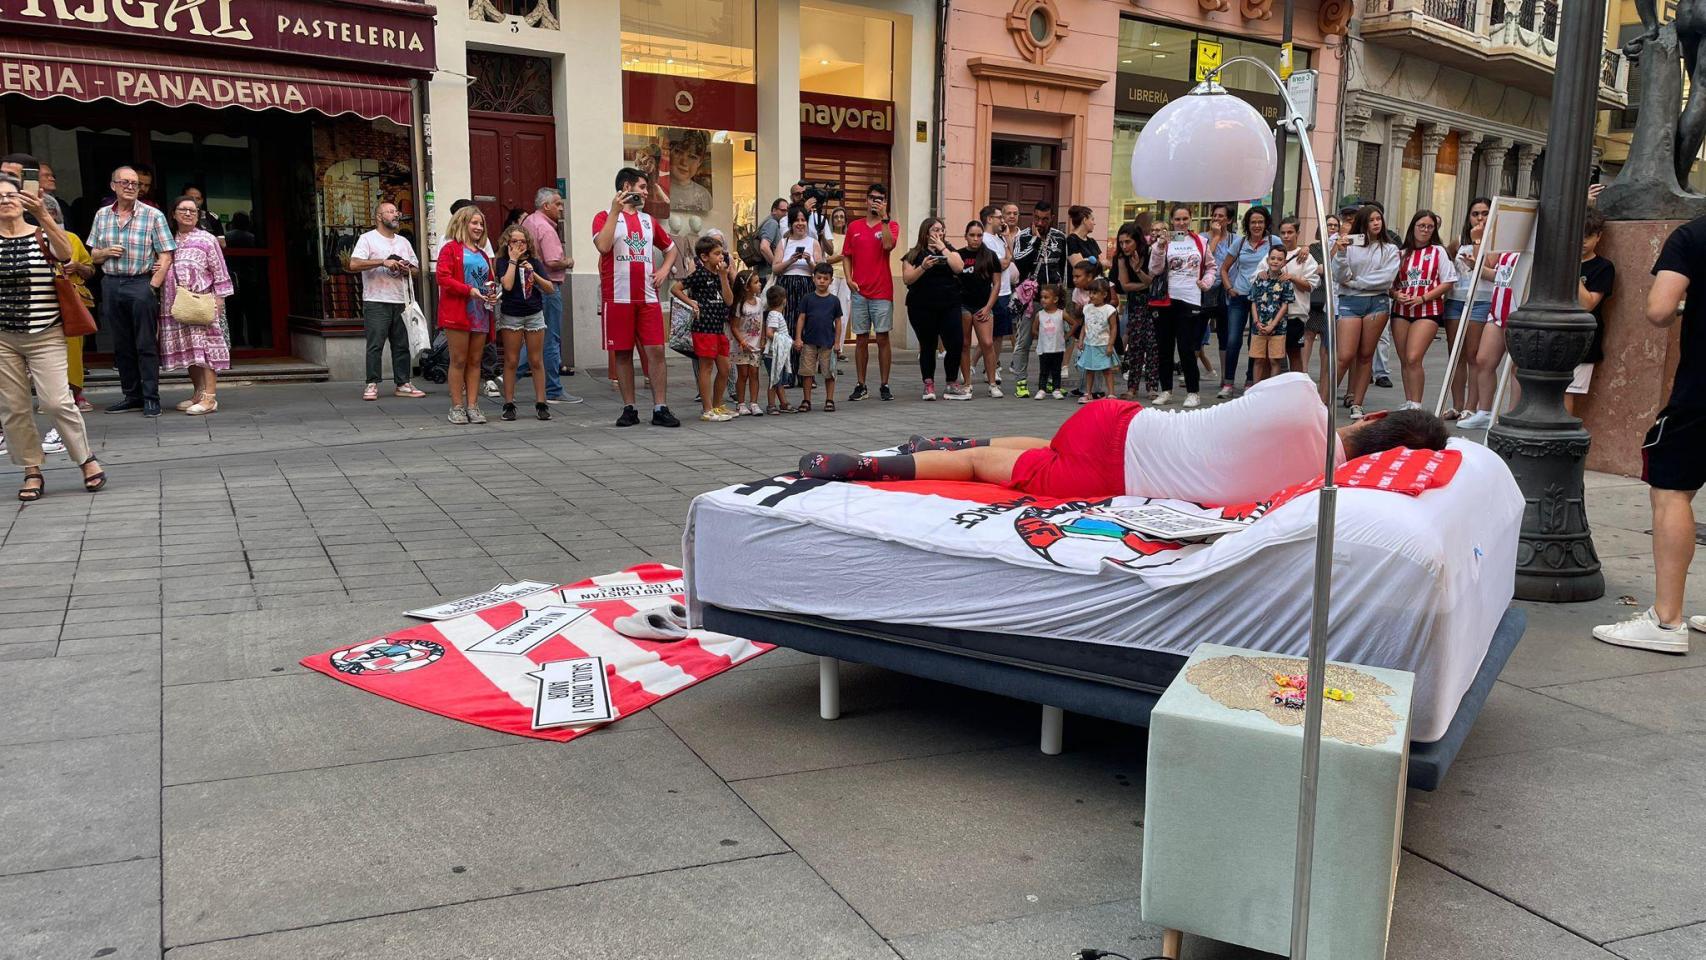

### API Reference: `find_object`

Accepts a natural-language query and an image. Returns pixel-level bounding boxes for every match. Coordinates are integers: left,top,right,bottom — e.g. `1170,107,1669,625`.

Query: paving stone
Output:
1405,734,1706,943
891,898,1165,960
1454,681,1653,761
0,859,160,960
1538,666,1706,736
162,602,410,685
0,641,55,661
1608,921,1706,959
56,634,162,658
162,729,784,944
735,745,1144,938
0,733,158,875
0,650,158,746
654,662,1031,780
58,617,160,641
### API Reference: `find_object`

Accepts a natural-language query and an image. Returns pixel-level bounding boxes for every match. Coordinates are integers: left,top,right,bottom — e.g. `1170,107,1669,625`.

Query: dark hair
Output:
1242,205,1273,238
770,197,787,214
1,152,37,168
1039,283,1067,306
1033,199,1054,214
733,268,759,314
765,284,788,309
1400,209,1442,253
449,198,476,214
132,162,154,177
1067,204,1093,229
787,202,809,226
1211,202,1236,221
1343,409,1450,459
693,235,721,259
1350,205,1388,248
812,260,834,277
1337,205,1360,222
1115,223,1148,265
1583,208,1606,238
1088,276,1115,301
866,182,887,199
905,217,943,262
1170,204,1194,221
614,166,646,191
1458,197,1492,248
1279,215,1302,238
1071,258,1097,278
963,221,999,276
978,203,1000,223
181,182,204,195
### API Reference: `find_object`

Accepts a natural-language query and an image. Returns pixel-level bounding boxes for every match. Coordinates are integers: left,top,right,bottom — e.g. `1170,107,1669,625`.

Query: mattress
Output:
684,439,1520,742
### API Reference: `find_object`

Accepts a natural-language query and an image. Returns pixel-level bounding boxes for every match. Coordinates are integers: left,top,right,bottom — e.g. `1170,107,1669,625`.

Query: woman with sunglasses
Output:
159,194,233,415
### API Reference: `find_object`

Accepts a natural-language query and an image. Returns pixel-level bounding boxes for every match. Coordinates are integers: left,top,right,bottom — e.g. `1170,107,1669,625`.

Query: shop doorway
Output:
468,113,557,234
987,137,1059,227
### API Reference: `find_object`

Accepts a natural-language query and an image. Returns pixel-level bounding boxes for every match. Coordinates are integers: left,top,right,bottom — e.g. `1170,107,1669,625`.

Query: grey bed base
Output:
699,605,1527,791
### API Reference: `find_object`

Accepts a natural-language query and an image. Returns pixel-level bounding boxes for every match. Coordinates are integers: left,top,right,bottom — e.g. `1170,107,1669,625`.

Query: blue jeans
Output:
516,287,564,398
1219,294,1251,385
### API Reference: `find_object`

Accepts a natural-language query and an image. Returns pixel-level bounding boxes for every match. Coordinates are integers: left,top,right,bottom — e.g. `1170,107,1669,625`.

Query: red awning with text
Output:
0,38,413,125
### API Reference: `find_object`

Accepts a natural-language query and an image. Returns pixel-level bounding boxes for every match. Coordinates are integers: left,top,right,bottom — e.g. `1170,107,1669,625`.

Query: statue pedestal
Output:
1576,220,1686,477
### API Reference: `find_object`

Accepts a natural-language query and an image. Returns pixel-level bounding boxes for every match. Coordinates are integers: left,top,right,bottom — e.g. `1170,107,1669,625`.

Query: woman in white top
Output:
770,203,821,336
1442,198,1492,418
1276,216,1319,380
1145,205,1215,407
1331,204,1400,420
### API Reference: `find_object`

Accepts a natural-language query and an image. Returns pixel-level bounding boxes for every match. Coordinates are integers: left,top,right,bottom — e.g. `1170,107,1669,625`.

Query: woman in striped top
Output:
1389,210,1457,411
0,176,104,501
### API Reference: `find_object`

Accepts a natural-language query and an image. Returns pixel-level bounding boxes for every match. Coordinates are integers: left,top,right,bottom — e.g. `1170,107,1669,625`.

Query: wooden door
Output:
468,112,556,233
987,171,1057,229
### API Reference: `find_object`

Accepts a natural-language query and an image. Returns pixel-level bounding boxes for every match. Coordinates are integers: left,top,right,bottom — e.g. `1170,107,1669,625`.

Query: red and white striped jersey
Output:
1394,244,1450,319
593,209,673,305
1489,251,1522,326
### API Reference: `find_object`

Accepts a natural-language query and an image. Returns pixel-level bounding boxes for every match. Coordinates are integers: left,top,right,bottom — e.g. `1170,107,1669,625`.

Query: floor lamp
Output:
1128,60,1338,960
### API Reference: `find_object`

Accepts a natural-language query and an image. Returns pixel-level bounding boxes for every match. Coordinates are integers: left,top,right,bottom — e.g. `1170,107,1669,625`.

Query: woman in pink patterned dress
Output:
159,196,232,415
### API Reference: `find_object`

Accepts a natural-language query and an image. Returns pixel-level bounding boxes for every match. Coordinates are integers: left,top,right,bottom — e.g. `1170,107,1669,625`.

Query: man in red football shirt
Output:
842,183,899,402
592,166,681,427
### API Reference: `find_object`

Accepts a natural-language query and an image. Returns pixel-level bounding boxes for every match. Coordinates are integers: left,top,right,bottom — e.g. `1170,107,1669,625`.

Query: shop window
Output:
991,139,1057,171
1116,18,1309,92
469,52,553,117
623,2,755,83
623,123,755,279
801,6,893,99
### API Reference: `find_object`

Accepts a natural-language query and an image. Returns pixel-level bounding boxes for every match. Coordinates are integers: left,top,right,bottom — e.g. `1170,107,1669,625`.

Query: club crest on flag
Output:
330,638,445,676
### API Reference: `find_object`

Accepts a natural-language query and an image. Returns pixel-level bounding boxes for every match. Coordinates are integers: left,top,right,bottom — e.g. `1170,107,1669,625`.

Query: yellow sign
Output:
1193,39,1223,82
1279,41,1294,80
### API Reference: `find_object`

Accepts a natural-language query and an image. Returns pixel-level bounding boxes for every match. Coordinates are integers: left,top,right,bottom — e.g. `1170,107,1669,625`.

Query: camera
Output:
799,181,844,207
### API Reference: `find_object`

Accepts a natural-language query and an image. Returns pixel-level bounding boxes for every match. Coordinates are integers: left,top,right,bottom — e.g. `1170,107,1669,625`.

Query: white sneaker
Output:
1150,392,1171,406
1350,404,1365,421
1690,615,1706,633
1034,390,1048,401
995,369,1004,385
483,379,501,398
1403,400,1422,411
1593,609,1690,654
1457,410,1493,430
1052,389,1066,399
41,429,64,454
1216,385,1233,400
988,384,1003,398
922,379,936,401
1183,393,1202,408
945,383,973,401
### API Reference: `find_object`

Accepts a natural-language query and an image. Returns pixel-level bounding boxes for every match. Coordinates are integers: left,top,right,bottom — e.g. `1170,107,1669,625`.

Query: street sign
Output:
528,657,615,728
1279,42,1294,80
1286,70,1319,130
1193,39,1223,82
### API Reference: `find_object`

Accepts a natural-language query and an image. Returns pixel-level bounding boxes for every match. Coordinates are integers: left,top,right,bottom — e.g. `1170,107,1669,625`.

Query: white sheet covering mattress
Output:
685,440,1519,742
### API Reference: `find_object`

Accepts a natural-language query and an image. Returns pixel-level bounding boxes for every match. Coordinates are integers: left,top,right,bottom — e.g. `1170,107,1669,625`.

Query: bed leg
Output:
1161,928,1183,958
819,656,841,720
1040,705,1063,755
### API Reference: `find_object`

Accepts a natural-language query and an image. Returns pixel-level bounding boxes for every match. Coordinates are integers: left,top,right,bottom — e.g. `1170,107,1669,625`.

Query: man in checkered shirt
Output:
89,165,175,418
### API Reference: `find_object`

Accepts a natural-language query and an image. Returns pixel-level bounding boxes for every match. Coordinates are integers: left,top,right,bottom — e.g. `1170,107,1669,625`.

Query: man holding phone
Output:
842,183,899,402
89,165,174,417
593,166,680,427
348,201,425,401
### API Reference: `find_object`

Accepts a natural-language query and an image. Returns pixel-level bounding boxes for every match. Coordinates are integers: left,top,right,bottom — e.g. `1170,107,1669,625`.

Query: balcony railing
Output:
469,0,559,30
1360,0,1626,105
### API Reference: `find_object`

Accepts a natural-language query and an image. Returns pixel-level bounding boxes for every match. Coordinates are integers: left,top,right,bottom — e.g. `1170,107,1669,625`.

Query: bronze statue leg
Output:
1679,31,1706,189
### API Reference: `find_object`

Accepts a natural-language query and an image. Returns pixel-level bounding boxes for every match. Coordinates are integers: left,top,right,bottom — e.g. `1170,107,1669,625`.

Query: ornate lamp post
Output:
1489,0,1607,603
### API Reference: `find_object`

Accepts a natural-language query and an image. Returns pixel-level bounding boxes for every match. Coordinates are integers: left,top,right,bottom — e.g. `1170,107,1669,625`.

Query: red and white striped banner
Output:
301,564,771,742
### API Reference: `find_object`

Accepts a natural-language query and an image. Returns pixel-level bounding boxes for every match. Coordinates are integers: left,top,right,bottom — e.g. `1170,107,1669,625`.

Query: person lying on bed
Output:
799,372,1449,503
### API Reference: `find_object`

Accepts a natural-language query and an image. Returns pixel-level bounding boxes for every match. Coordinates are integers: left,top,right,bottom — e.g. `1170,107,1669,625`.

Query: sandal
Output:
18,471,44,502
766,404,781,416
777,401,793,413
797,400,812,413
1442,408,1461,421
177,392,205,412
824,400,837,412
80,458,107,493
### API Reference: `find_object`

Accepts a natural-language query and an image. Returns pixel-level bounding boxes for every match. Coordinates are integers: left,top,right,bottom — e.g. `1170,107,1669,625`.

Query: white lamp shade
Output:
1130,91,1278,202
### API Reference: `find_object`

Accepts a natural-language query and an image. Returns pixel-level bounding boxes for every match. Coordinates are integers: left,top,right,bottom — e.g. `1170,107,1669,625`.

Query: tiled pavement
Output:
0,356,1700,960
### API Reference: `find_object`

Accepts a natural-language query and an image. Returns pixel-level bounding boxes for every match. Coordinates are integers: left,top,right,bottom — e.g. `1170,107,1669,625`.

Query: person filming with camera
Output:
593,166,680,428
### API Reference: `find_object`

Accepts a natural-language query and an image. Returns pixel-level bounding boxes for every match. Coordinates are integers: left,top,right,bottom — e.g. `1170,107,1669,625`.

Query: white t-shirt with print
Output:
352,230,418,304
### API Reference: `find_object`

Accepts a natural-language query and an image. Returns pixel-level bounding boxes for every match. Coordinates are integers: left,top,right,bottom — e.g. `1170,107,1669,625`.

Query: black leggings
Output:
1038,352,1065,392
1155,303,1207,393
909,298,963,383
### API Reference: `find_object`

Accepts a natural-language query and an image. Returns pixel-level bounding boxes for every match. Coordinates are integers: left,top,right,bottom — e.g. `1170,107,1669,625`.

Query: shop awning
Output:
0,39,414,125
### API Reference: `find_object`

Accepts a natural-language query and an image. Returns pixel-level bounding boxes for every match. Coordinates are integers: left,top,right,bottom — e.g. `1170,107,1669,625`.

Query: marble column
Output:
1514,143,1538,198
1454,131,1484,219
1382,113,1419,221
1416,124,1447,211
1479,137,1510,197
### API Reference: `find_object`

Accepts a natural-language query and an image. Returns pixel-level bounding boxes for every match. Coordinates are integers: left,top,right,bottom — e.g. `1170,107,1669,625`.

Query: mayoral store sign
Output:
0,0,436,71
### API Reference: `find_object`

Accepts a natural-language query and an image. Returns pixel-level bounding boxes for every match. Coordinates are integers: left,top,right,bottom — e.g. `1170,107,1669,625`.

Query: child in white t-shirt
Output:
760,284,793,414
1032,284,1071,399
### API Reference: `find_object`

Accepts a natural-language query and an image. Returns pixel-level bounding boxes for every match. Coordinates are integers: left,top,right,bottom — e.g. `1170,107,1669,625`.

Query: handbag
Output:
401,282,431,360
169,259,218,327
37,232,96,337
667,296,696,358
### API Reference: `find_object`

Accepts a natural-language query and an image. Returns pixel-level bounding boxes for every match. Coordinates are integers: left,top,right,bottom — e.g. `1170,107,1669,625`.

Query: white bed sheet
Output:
685,440,1520,742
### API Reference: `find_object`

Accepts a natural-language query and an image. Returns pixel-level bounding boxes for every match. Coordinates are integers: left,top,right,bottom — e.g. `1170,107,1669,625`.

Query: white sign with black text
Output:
1085,505,1252,541
527,657,615,728
466,606,591,657
406,581,556,621
558,578,684,607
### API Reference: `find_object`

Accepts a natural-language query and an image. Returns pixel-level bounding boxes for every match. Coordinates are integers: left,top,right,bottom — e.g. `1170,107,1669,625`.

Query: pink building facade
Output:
942,0,1348,238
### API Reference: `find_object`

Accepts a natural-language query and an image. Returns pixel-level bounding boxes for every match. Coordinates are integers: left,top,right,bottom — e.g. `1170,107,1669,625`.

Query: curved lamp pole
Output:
1130,56,1336,959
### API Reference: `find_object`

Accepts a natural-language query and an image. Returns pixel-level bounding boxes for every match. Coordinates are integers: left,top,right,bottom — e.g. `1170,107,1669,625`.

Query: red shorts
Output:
692,332,729,358
602,301,665,351
1009,398,1143,500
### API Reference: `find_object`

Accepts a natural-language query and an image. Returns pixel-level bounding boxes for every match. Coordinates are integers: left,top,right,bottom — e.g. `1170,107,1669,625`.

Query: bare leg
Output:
1352,314,1388,406
876,331,892,387
525,329,547,403
855,333,871,386
912,445,1029,484
501,330,521,404
641,344,668,407
613,349,637,407
1653,488,1697,624
1471,324,1507,412
446,330,470,408
1334,315,1360,406
1400,317,1438,405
